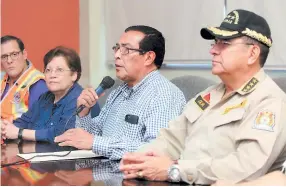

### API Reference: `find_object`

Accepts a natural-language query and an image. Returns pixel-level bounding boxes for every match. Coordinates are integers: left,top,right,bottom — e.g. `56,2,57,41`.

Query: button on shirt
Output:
76,70,186,160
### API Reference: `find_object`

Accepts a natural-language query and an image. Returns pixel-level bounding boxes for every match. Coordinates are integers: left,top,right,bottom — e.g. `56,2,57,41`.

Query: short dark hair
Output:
1,35,25,51
125,25,165,69
242,36,269,67
44,46,82,82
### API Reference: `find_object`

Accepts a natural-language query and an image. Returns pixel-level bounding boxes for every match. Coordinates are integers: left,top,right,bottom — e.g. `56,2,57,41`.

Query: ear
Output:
71,72,78,82
144,51,156,66
22,49,28,60
247,45,260,65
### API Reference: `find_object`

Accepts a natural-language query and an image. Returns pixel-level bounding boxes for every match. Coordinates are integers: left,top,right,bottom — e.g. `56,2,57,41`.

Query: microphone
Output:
74,76,115,115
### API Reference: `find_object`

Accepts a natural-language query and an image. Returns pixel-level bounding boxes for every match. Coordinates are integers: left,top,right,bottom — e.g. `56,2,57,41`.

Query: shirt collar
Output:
214,69,267,99
119,70,159,98
43,83,80,108
236,69,266,95
55,83,80,106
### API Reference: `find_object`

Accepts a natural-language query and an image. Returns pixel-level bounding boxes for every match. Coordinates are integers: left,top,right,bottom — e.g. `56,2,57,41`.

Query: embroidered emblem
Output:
253,111,275,132
242,77,259,92
13,92,21,103
223,99,247,115
208,27,238,36
195,95,209,110
242,28,272,47
223,10,239,24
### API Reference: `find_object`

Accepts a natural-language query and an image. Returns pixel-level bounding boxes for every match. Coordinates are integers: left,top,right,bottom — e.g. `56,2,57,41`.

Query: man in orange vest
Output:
0,35,48,121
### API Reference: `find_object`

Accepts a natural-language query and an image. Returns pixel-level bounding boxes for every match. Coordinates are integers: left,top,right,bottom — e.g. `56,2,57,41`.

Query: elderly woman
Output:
1,46,100,142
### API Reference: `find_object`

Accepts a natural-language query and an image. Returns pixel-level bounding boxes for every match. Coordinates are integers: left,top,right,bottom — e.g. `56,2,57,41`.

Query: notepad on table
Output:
17,150,102,162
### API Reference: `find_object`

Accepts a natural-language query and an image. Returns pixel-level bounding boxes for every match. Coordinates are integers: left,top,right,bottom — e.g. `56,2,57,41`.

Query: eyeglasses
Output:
112,44,146,55
211,40,254,48
1,51,22,62
44,68,72,75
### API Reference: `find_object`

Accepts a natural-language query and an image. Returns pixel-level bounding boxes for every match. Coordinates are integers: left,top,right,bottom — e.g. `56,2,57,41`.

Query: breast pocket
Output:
208,108,245,156
213,107,245,129
122,114,144,139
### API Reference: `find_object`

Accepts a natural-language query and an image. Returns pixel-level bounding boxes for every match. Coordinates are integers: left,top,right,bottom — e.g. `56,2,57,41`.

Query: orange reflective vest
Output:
0,63,45,120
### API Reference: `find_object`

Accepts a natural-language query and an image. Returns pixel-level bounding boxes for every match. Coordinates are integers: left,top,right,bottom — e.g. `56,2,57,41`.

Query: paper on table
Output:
17,150,102,162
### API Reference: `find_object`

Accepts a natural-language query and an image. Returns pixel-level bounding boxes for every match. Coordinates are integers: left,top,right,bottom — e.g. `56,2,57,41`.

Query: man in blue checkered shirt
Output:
55,25,186,160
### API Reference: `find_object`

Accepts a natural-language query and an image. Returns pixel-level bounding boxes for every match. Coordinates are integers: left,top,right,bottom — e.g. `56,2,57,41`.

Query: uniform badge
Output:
242,77,259,92
195,95,209,110
13,92,21,103
203,93,211,103
253,111,275,132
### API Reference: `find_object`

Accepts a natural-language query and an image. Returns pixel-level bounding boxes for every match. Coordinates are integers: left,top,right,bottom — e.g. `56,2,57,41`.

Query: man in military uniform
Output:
120,9,286,185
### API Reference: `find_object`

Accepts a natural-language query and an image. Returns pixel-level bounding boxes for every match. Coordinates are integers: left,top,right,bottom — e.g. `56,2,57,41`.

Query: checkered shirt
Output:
76,70,186,160
75,159,123,185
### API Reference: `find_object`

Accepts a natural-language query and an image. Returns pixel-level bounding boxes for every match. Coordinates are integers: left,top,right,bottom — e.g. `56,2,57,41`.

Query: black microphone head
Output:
100,76,115,89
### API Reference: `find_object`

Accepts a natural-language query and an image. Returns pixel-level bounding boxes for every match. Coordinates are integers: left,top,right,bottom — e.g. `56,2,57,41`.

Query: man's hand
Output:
120,151,164,175
119,152,173,181
120,152,147,176
77,87,99,117
54,128,94,150
1,120,19,140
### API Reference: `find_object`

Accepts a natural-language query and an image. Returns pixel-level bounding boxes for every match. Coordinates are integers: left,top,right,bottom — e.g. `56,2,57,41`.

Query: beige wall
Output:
79,0,114,87
79,0,285,88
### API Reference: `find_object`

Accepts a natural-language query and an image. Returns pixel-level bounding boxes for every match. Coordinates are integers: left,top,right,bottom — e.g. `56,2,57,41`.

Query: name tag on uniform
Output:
125,114,139,124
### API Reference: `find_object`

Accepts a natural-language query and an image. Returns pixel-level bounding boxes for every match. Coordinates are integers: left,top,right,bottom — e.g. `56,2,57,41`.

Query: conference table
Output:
1,140,188,186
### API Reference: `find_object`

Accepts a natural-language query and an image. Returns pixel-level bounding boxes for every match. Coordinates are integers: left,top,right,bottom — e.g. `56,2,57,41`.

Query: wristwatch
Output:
282,160,286,175
167,164,181,182
18,128,24,140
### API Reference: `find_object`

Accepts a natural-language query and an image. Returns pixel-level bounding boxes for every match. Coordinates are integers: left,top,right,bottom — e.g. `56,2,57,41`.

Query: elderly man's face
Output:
113,31,147,86
209,37,253,76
